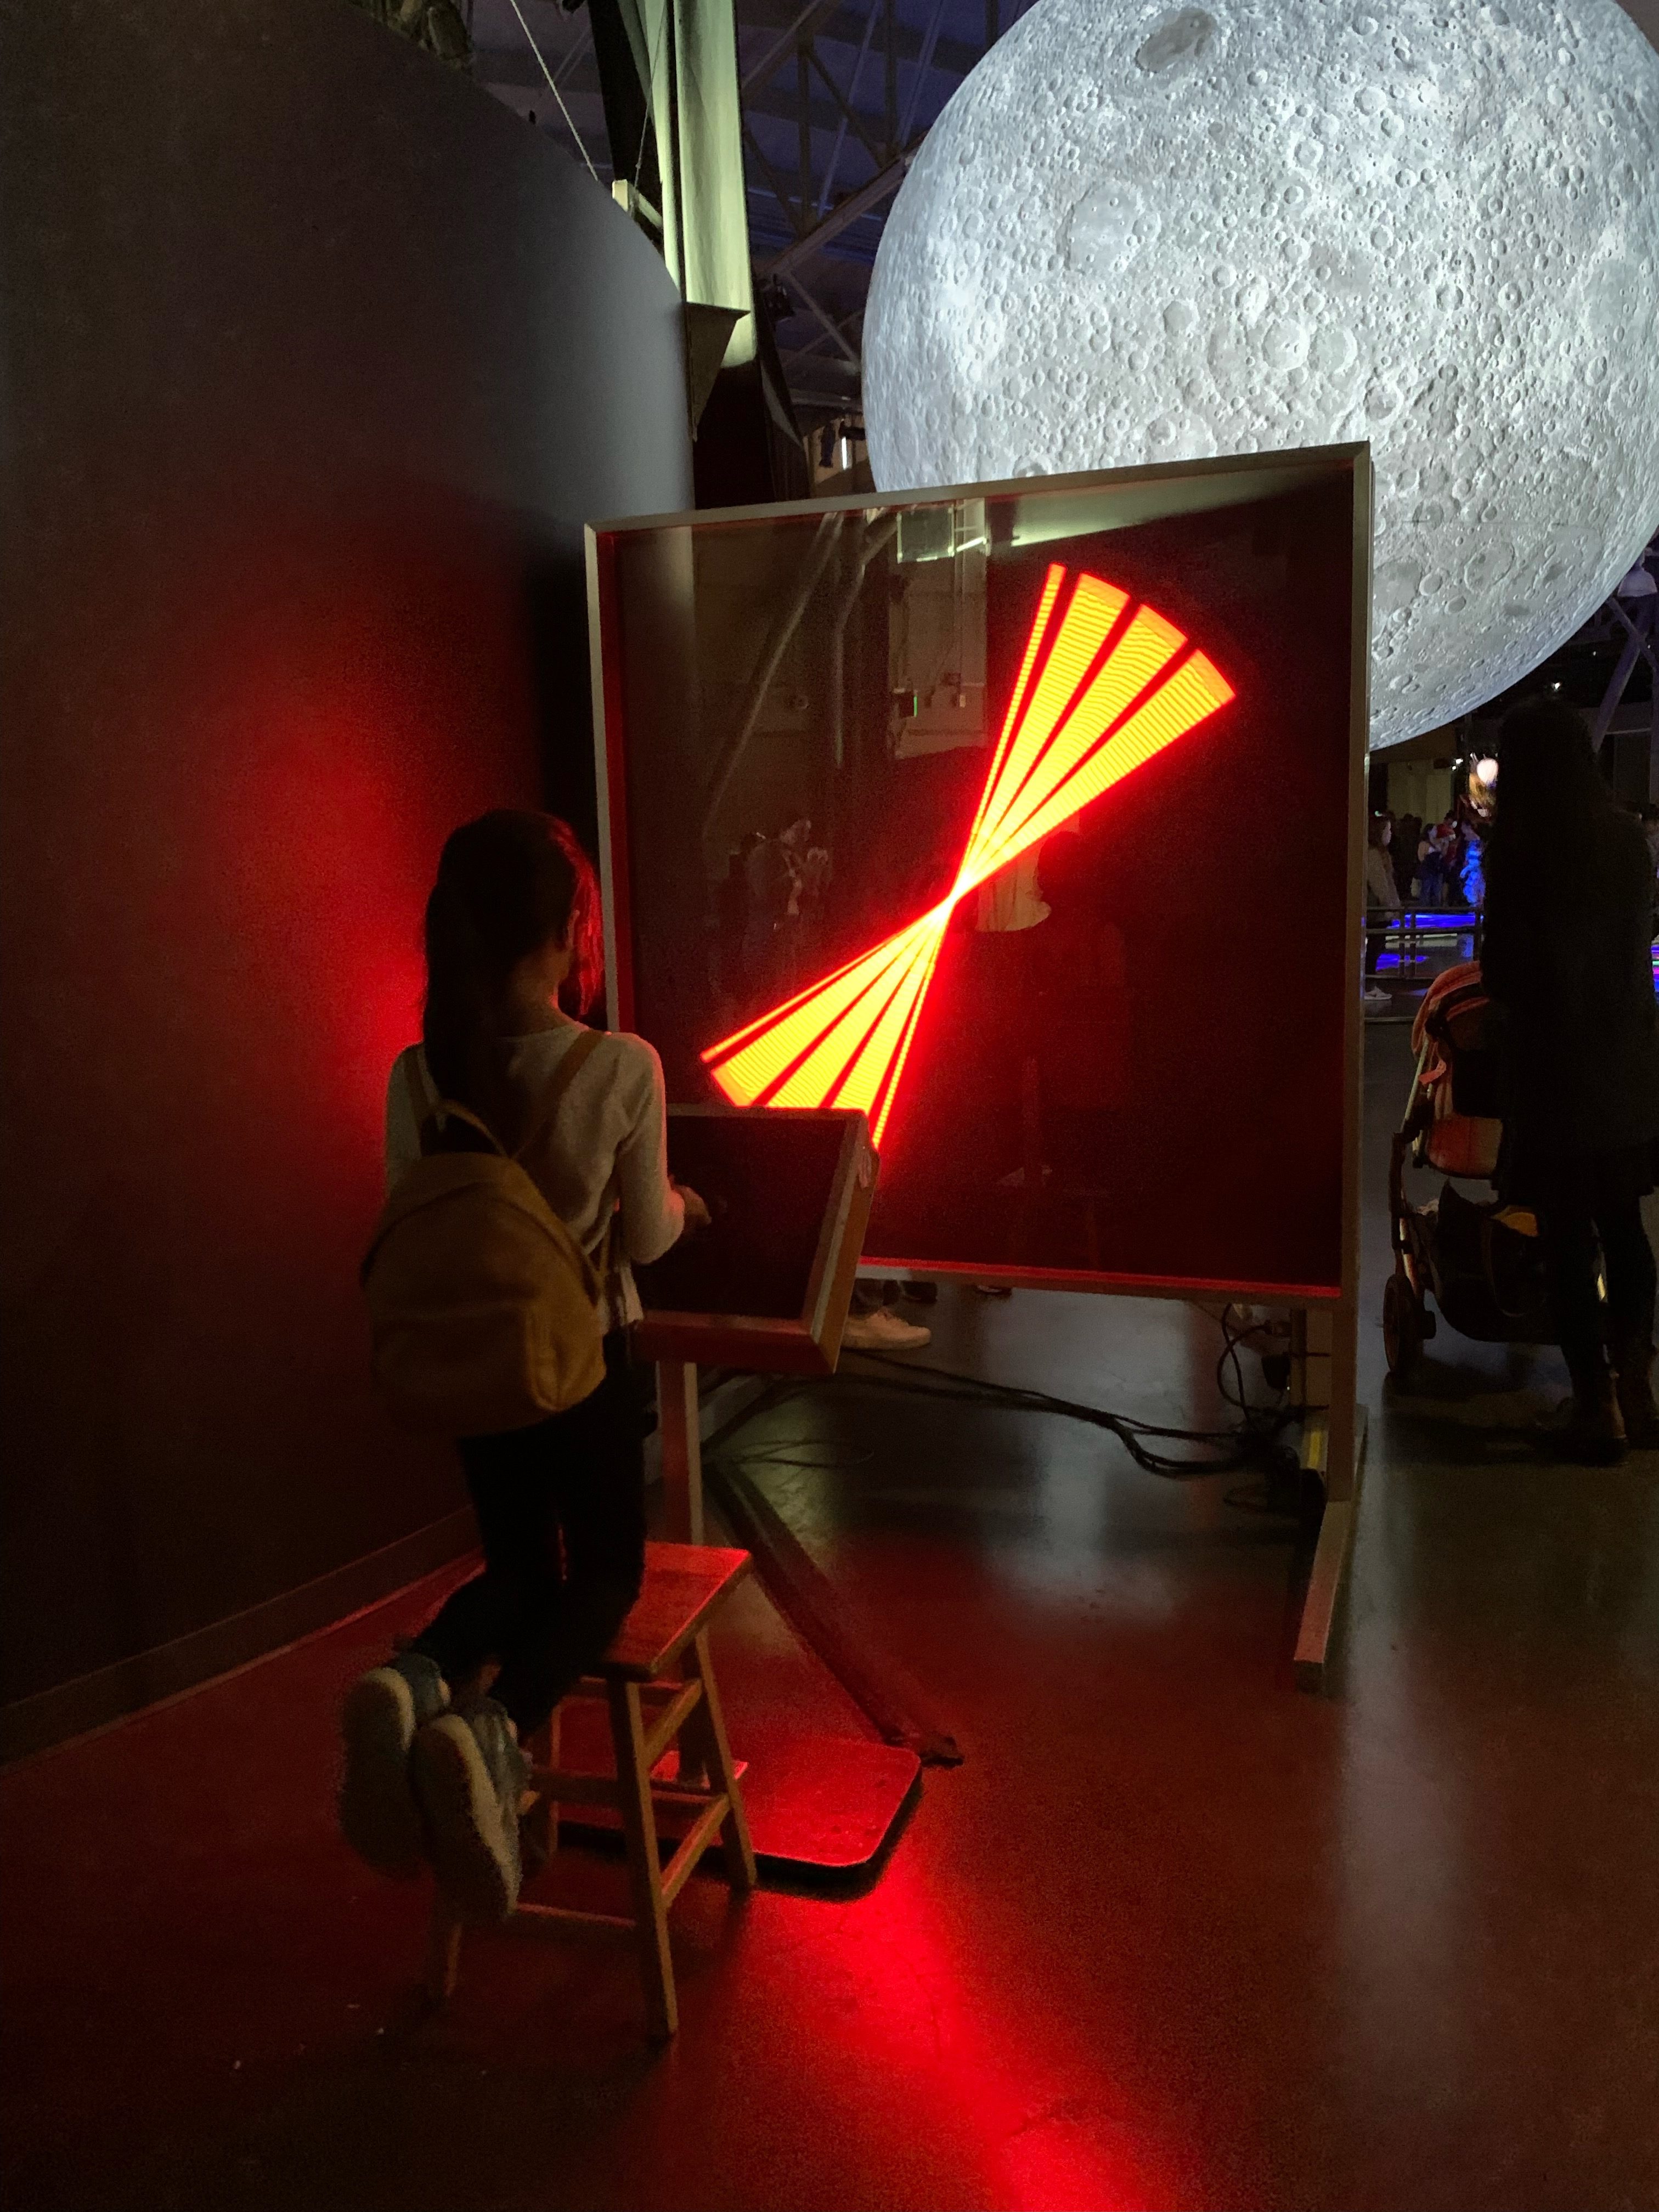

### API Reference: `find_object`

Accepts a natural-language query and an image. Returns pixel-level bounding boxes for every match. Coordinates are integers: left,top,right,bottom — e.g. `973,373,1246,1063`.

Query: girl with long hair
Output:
1482,700,1659,1463
339,810,707,1920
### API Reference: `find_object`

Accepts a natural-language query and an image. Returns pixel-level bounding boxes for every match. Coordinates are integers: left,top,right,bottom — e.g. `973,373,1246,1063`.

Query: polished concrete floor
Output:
4,1022,1658,2212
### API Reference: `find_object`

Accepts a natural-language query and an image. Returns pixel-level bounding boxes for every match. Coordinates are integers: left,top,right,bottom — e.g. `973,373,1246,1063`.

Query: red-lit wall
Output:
0,0,693,1742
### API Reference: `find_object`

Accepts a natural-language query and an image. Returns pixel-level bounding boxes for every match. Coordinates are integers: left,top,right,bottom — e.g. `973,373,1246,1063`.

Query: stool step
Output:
595,1542,752,1680
571,1676,681,1701
514,1901,635,1934
528,1768,619,1809
658,1793,731,1910
528,1765,725,1815
641,1679,702,1771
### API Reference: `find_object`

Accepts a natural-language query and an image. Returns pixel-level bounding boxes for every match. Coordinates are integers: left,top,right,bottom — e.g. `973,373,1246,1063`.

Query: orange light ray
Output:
703,925,910,1063
960,605,1189,892
702,916,934,1103
700,569,1235,1146
823,902,953,1137
768,912,945,1110
970,650,1235,888
864,927,946,1148
960,562,1066,863
965,574,1126,871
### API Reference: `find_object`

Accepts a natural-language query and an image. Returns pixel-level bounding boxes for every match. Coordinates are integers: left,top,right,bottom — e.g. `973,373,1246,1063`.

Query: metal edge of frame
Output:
1328,445,1374,1509
1292,447,1373,1695
585,523,630,1034
1293,1406,1369,1693
585,441,1373,542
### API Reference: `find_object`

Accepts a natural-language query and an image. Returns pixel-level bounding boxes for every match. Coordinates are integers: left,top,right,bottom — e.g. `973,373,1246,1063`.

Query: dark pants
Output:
1538,1197,1657,1387
1365,908,1392,978
408,1331,646,1737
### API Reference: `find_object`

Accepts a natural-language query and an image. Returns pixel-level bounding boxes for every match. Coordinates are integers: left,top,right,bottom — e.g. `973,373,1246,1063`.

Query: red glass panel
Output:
701,568,1236,1146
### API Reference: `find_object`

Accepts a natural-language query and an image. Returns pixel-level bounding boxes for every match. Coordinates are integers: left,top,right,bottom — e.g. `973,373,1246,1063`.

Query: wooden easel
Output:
1288,1301,1365,1692
656,1357,705,1544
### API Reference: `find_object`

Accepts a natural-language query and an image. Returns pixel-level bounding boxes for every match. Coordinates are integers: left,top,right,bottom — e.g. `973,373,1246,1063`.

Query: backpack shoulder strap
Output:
514,1026,606,1161
403,1050,438,1154
403,1049,507,1158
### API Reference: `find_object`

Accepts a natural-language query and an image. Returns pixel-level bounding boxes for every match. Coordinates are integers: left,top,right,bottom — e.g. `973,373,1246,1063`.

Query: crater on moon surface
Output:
864,0,1659,748
1135,8,1218,73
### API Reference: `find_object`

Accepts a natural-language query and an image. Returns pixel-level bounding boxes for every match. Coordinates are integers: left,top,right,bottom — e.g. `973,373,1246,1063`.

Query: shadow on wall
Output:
0,0,692,1748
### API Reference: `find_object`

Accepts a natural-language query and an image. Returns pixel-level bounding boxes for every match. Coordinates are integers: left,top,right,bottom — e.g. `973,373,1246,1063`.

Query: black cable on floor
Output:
831,1303,1306,1499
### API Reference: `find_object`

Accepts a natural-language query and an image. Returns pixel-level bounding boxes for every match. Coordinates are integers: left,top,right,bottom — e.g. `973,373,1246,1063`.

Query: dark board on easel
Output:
634,1107,875,1374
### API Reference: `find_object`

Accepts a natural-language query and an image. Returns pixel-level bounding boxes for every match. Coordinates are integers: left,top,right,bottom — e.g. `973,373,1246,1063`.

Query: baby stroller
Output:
1385,960,1555,1379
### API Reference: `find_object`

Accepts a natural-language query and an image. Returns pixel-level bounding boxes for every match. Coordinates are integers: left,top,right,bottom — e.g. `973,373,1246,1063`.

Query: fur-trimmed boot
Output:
1610,1333,1659,1451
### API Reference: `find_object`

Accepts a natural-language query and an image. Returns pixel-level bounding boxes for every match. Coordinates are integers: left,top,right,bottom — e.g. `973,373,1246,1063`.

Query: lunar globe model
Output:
862,0,1659,748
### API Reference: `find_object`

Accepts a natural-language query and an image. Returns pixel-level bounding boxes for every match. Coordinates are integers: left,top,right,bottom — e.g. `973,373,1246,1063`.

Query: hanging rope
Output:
505,0,601,182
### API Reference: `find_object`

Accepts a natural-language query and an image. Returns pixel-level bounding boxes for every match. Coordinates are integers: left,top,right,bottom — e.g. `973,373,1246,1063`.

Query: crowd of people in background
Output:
1364,800,1486,984
1372,806,1485,912
1368,791,1659,975
1364,751,1659,1035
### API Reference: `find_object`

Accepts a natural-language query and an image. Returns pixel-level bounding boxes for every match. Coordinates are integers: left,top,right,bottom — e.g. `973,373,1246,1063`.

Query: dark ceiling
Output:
466,0,1029,421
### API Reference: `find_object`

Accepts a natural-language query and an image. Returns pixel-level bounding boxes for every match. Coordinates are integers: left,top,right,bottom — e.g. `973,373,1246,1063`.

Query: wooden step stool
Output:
424,1541,758,2041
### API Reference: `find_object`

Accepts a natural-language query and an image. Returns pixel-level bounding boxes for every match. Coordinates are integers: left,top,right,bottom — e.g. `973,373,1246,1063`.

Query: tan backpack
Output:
360,1032,608,1437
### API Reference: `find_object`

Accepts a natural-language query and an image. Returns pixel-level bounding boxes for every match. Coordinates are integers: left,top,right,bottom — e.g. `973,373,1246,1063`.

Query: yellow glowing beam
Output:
962,605,1188,889
699,570,1235,1150
968,573,1126,868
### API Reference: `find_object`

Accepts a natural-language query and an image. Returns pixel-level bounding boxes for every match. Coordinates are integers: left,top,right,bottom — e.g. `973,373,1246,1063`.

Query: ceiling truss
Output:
465,0,1023,425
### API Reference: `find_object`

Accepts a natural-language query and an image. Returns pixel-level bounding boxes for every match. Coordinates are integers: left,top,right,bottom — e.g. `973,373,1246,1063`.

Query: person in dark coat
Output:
1393,811,1422,904
1481,697,1659,1462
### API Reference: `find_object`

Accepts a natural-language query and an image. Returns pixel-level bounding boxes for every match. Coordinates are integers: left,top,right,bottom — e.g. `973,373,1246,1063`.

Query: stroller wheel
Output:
1384,1266,1425,1381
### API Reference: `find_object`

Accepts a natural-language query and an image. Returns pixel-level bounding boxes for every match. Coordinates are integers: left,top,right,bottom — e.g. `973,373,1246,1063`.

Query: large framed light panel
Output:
589,447,1370,1302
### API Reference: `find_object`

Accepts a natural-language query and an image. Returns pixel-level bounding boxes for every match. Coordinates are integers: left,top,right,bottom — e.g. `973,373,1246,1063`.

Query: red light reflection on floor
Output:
823,1843,1176,2210
702,565,1234,1145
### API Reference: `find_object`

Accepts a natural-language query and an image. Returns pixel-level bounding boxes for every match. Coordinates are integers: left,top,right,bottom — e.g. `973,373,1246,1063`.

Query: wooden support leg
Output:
607,1679,678,2041
524,1708,558,1867
657,1361,709,1785
1294,1409,1368,1692
684,1630,758,1891
1290,1300,1365,1693
669,1654,710,1795
425,1895,464,2005
657,1359,703,1544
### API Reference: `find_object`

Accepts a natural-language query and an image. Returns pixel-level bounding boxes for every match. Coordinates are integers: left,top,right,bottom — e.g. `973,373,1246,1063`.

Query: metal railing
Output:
1363,906,1482,1013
